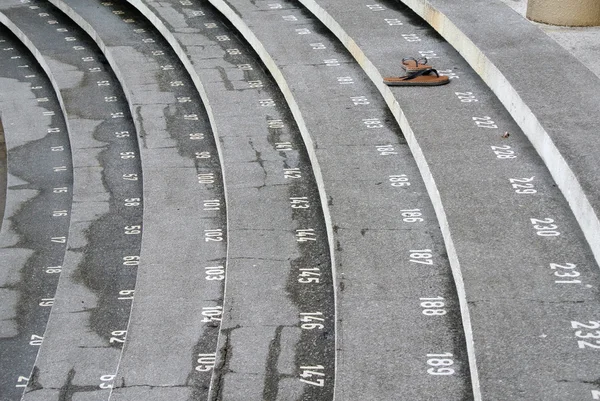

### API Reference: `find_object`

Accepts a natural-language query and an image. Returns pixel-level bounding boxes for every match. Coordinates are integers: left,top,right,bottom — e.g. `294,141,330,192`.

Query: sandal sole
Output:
383,77,449,86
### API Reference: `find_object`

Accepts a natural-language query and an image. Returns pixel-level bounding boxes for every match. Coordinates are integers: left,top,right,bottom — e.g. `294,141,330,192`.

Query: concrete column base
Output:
527,0,600,26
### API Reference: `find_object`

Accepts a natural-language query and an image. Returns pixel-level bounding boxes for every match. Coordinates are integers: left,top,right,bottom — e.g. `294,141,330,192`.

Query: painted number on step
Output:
290,196,310,209
402,34,421,42
363,118,383,128
420,297,446,316
384,18,403,25
366,4,386,11
491,145,516,159
196,353,216,372
438,69,459,79
410,249,432,265
204,229,223,242
509,177,536,194
389,174,409,186
205,265,225,281
299,365,325,386
296,229,316,242
419,50,439,59
473,116,497,128
455,92,477,102
530,218,560,237
571,321,600,349
299,267,320,283
427,353,454,375
377,145,397,155
401,209,423,222
300,312,324,330
550,262,581,284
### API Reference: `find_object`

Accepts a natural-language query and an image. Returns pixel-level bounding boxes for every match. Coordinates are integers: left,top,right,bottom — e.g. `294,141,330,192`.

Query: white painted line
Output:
119,0,233,396
203,0,340,398
43,3,149,396
0,11,75,401
399,0,600,270
296,1,482,399
44,2,231,397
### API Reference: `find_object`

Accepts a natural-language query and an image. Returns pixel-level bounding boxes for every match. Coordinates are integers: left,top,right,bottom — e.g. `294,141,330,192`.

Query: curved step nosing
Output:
397,0,600,269
0,13,73,174
0,11,76,400
47,0,146,183
296,1,482,399
45,1,149,390
0,114,6,229
200,0,340,397
121,0,233,396
119,0,229,207
46,0,231,394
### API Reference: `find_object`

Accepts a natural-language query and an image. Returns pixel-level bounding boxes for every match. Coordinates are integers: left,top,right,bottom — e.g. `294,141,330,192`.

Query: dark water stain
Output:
0,120,7,228
0,24,73,400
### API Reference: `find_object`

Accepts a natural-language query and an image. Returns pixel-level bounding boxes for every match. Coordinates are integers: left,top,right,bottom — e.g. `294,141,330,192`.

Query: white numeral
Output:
296,229,316,242
530,218,560,237
205,266,225,281
204,229,223,242
426,353,454,375
196,353,216,372
203,199,221,211
366,4,385,11
420,296,446,315
389,174,409,186
299,365,325,386
473,116,497,128
284,168,301,179
410,249,432,265
300,312,324,330
401,209,423,223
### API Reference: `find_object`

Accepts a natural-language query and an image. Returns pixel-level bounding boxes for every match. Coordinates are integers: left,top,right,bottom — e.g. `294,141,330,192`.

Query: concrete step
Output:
204,0,476,399
122,0,337,399
0,26,73,400
42,0,229,398
0,2,143,399
394,0,600,268
1,0,598,400
263,0,600,399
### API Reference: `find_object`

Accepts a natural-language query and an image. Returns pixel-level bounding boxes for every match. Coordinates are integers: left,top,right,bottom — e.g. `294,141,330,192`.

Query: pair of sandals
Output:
384,57,449,86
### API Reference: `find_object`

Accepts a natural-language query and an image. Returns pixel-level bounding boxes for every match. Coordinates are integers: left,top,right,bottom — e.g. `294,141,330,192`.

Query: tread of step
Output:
0,2,143,399
284,0,600,399
0,27,73,400
46,0,228,398
213,0,598,399
122,0,337,399
206,0,476,399
395,0,600,266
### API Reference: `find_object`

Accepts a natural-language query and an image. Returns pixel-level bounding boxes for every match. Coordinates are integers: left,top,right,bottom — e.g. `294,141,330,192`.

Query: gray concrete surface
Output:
500,0,600,79
294,0,600,399
44,0,228,399
0,23,73,401
123,0,336,399
206,0,474,399
394,0,600,272
0,1,142,399
0,121,6,229
1,0,599,400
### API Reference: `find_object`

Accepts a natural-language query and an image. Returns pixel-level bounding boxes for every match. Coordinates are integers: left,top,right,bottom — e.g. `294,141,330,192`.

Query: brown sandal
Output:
384,68,449,86
401,57,431,72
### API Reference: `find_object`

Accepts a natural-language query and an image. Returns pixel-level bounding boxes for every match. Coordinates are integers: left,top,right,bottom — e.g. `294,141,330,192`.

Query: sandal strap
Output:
401,57,418,67
401,57,430,67
401,68,440,80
